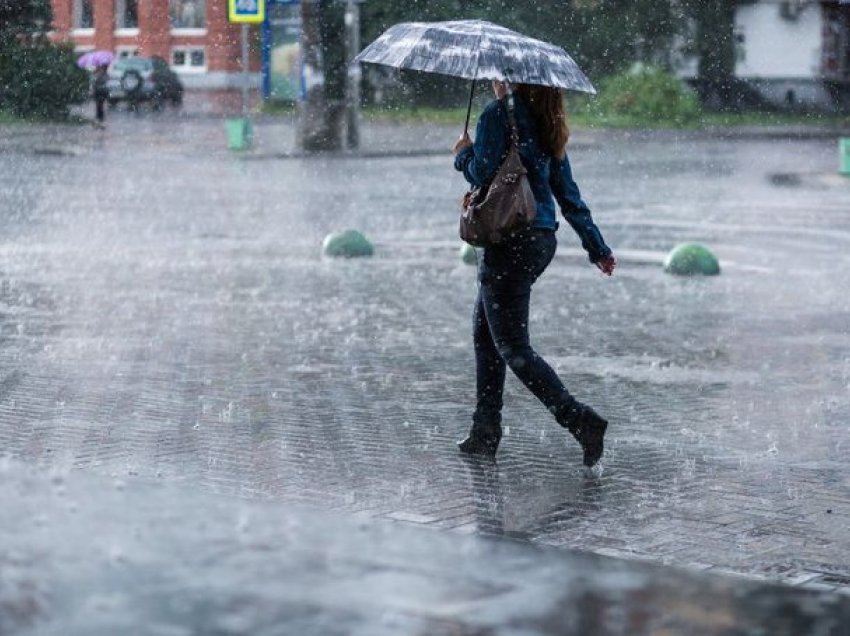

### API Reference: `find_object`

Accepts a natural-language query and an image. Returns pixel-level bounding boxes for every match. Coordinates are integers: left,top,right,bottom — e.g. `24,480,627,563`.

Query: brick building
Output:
50,0,261,90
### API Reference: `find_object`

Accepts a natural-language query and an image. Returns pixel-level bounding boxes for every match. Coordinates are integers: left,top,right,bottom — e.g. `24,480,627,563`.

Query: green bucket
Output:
840,138,850,176
226,118,253,151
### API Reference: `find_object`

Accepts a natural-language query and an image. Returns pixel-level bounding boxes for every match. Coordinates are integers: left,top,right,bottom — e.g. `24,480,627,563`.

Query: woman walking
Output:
92,64,109,127
453,81,616,469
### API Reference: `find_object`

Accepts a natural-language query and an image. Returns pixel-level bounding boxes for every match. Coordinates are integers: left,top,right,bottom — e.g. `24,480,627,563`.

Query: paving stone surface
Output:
2,112,850,606
2,460,850,636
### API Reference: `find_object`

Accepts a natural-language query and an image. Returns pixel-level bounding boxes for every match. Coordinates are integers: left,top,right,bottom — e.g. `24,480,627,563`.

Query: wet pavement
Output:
3,459,850,635
2,108,850,632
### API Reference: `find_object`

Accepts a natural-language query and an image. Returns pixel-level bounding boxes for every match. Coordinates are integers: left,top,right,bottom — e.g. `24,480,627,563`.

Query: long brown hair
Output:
513,84,569,158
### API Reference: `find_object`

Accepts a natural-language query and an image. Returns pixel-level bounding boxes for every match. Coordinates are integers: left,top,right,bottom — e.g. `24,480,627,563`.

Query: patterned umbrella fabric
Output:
354,19,595,94
77,50,114,69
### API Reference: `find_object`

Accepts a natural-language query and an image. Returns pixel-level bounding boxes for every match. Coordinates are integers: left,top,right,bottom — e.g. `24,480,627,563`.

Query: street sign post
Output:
227,0,266,149
229,0,266,23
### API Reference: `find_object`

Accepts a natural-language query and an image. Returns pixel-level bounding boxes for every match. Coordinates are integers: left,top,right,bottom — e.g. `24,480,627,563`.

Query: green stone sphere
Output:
663,243,720,276
460,243,477,265
322,230,374,258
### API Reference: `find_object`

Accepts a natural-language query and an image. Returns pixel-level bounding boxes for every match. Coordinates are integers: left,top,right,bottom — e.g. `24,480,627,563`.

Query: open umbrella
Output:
354,20,595,133
77,50,114,69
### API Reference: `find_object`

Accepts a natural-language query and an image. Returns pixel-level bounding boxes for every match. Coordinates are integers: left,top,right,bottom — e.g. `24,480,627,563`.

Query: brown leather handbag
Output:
459,95,536,247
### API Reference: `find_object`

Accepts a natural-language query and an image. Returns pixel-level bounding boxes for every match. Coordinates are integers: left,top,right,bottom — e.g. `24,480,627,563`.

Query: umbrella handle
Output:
463,80,475,137
461,78,511,136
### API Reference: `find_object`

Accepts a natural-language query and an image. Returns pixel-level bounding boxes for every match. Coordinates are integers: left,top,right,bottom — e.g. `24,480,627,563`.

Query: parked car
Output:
106,56,183,109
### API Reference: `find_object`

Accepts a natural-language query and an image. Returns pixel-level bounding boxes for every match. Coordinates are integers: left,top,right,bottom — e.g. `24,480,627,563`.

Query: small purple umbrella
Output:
77,50,114,69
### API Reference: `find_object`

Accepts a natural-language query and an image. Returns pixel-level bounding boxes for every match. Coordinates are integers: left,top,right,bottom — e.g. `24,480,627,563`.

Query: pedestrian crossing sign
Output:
228,0,265,23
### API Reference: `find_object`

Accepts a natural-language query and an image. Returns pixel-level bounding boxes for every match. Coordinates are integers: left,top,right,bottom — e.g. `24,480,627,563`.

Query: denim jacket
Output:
454,96,611,263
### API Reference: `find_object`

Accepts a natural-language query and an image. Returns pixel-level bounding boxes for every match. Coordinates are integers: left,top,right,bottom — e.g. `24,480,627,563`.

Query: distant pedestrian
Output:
453,81,617,470
92,64,109,126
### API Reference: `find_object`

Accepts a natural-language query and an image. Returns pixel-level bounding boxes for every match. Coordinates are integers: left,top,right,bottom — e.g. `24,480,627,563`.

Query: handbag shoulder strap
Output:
504,92,521,149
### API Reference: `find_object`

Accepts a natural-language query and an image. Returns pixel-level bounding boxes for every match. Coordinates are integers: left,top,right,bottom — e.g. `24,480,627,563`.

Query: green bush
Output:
0,37,89,120
593,65,701,126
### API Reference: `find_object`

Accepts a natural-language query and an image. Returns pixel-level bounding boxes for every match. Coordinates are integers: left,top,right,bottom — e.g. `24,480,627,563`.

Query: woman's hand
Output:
452,132,473,154
595,254,617,276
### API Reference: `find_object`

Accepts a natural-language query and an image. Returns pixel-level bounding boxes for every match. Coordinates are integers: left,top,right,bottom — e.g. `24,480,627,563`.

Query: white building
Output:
731,0,850,110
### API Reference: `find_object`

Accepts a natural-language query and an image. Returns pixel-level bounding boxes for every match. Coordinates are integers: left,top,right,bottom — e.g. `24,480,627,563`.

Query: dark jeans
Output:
473,228,575,430
95,97,106,122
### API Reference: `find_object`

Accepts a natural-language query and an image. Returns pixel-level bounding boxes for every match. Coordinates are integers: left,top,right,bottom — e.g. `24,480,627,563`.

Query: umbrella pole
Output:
463,80,475,136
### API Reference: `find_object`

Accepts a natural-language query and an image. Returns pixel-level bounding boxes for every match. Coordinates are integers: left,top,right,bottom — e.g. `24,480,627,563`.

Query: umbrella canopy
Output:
354,19,595,94
77,50,114,69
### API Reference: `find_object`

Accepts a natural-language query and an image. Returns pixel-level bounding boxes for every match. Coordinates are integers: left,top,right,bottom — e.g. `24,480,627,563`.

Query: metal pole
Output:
261,13,271,100
344,0,360,149
241,23,249,117
463,80,475,136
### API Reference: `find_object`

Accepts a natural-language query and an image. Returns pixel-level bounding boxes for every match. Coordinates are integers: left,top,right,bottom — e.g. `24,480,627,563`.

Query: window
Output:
116,46,140,59
171,47,206,71
115,0,138,30
169,0,206,30
73,0,94,29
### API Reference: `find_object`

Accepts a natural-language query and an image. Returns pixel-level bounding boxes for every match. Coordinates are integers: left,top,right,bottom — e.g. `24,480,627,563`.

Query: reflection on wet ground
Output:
2,112,850,591
3,460,849,635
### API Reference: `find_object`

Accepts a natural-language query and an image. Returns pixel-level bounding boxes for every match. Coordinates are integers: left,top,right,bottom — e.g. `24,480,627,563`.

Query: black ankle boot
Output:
556,401,608,467
574,405,607,467
457,413,502,457
457,432,500,456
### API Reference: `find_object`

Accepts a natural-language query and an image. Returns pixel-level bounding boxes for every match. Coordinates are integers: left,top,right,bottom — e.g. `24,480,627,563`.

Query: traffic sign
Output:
229,0,266,23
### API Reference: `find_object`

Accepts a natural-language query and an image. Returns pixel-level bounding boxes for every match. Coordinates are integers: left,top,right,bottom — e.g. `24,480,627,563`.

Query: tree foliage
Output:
0,0,89,119
0,0,52,35
307,0,741,127
679,0,737,83
358,0,686,107
679,0,768,111
564,0,683,78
